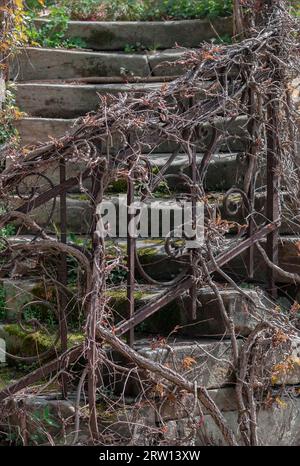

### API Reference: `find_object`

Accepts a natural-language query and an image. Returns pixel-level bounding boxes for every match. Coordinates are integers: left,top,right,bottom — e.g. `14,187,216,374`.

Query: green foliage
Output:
23,1,233,49
22,304,57,329
0,223,16,238
28,0,233,22
0,206,16,238
213,33,233,45
31,406,59,429
58,0,107,21
108,266,127,285
29,406,60,444
291,1,300,16
25,6,87,48
0,84,20,148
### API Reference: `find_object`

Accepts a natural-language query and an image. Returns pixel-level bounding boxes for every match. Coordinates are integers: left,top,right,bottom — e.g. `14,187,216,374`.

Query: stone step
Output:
7,193,228,235
10,47,185,82
225,235,300,284
162,394,300,446
15,117,76,146
129,235,300,285
0,276,273,341
15,115,248,151
104,285,272,338
11,47,150,81
34,17,232,51
2,386,300,445
111,335,300,393
131,235,300,285
15,82,163,118
7,190,296,236
11,152,246,192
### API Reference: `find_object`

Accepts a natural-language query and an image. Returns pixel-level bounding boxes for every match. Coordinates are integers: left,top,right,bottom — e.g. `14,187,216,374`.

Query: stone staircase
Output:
1,17,300,446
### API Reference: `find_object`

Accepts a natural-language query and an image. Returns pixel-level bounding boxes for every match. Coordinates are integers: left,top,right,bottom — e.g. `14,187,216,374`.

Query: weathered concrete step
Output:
15,117,76,146
0,273,271,338
147,153,247,191
0,386,234,445
7,193,226,235
15,115,248,151
15,82,162,118
105,285,272,338
34,17,232,51
11,47,150,81
7,191,296,236
114,335,300,391
163,394,300,446
16,152,246,192
3,387,300,445
131,235,300,285
225,235,300,284
10,47,185,82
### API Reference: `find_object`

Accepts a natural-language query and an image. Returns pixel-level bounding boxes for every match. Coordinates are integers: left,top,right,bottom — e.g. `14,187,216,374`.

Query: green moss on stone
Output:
0,366,27,389
107,178,127,193
3,324,55,356
2,324,84,357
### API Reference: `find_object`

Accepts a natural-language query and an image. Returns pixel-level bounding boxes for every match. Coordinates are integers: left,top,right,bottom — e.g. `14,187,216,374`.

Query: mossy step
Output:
0,366,29,390
0,323,84,360
0,276,273,338
33,17,232,51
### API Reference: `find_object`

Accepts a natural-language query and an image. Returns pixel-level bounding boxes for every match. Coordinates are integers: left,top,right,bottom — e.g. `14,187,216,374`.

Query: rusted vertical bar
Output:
265,0,280,299
190,148,197,320
87,283,99,441
87,167,103,441
245,88,257,280
266,103,280,299
127,169,135,347
59,159,68,398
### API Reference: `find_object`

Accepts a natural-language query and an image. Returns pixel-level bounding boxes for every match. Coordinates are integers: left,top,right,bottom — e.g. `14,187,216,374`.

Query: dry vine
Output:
0,0,300,447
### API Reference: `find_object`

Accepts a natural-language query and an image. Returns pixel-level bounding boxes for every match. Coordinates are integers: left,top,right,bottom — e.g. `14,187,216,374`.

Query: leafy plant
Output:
27,0,233,22
108,266,127,285
25,5,87,48
23,0,233,49
22,304,57,328
0,84,21,148
58,0,107,21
